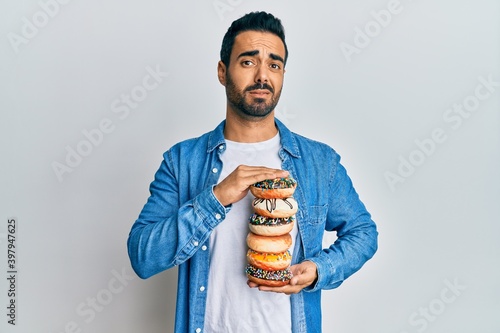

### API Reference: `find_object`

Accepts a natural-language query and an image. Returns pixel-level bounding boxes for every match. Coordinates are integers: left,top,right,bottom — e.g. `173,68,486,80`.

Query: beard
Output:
225,71,282,120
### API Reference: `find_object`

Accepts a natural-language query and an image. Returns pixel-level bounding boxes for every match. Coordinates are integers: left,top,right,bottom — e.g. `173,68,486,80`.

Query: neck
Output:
224,109,278,143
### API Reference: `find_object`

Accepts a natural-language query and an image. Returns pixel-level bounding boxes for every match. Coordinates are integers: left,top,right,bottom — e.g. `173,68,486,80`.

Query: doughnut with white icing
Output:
252,197,298,218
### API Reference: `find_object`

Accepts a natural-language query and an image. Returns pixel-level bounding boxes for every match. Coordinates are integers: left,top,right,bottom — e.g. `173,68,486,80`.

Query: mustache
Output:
245,83,274,94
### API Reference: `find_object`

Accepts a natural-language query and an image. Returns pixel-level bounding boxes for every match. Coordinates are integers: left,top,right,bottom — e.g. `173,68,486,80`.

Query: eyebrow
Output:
269,53,285,64
237,50,285,64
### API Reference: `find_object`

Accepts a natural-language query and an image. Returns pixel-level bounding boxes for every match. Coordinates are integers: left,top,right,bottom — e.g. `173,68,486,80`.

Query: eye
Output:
270,63,281,70
242,60,254,66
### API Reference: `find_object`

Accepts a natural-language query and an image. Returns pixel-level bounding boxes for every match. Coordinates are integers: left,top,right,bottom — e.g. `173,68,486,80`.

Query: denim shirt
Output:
127,119,378,333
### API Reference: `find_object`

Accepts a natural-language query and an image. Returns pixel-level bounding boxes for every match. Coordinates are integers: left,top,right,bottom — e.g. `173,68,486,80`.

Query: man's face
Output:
220,31,286,120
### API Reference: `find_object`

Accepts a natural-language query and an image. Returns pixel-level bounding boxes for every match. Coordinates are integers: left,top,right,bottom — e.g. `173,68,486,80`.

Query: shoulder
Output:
290,131,340,163
163,121,224,159
276,119,340,162
163,132,209,159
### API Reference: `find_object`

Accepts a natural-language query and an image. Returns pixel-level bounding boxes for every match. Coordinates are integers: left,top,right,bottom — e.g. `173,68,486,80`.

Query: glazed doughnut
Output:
248,214,295,236
246,249,292,271
252,197,298,218
246,232,292,254
250,177,297,199
246,264,292,287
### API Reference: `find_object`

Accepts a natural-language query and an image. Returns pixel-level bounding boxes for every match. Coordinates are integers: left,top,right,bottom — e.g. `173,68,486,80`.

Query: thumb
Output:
289,267,307,285
290,261,317,286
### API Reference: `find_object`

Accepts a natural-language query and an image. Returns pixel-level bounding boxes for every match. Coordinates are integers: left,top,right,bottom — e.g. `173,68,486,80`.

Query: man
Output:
127,11,378,333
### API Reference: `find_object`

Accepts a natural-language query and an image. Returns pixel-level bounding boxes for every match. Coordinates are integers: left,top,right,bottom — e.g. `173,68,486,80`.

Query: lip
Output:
249,90,271,97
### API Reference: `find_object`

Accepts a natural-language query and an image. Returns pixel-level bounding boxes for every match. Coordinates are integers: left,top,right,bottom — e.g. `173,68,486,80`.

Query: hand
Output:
247,261,318,295
213,165,289,206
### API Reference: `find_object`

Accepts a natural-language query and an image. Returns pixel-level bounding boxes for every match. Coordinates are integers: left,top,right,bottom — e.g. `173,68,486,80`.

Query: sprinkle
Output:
252,177,297,189
245,264,293,281
248,214,295,226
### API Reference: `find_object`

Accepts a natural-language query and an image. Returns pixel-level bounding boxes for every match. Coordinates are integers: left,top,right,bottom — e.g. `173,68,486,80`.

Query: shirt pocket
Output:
303,205,328,225
298,205,329,258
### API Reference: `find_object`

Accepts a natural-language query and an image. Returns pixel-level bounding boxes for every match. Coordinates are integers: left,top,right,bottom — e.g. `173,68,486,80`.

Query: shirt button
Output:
201,245,207,251
215,213,221,220
218,145,224,150
212,168,218,173
193,241,199,246
199,286,205,292
195,329,201,333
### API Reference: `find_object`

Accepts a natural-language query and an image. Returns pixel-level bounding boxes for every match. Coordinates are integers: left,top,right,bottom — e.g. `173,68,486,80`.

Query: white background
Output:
1,0,499,332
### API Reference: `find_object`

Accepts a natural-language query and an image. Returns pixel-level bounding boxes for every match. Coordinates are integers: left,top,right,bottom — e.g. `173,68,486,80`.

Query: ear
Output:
217,61,227,86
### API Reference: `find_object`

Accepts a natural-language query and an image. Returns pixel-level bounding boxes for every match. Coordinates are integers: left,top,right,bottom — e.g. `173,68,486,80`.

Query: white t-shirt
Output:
204,133,297,333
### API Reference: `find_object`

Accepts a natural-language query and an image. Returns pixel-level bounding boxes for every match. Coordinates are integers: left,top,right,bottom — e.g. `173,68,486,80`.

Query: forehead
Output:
231,30,286,60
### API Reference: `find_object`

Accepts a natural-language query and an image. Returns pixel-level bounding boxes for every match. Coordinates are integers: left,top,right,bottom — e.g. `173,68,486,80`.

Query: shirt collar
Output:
206,118,301,159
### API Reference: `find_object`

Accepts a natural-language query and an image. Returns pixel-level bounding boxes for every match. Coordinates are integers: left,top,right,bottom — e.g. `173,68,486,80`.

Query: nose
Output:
254,64,269,84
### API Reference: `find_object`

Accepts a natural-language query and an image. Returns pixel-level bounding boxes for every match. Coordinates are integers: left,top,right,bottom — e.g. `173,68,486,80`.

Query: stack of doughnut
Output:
245,177,298,287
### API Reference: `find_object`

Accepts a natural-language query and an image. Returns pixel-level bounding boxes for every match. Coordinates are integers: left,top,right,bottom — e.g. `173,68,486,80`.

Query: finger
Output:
221,167,286,191
258,284,301,295
235,165,288,175
257,285,287,293
289,268,315,288
247,280,259,288
214,166,290,206
237,167,289,185
289,265,301,276
290,275,304,286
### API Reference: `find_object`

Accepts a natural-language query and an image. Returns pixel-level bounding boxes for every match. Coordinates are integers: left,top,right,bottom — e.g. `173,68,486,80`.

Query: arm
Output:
307,160,378,291
127,151,227,279
251,150,377,294
249,156,377,294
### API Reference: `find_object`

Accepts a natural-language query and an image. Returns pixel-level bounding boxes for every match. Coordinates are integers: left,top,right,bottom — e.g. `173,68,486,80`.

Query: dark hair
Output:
220,11,288,67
